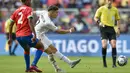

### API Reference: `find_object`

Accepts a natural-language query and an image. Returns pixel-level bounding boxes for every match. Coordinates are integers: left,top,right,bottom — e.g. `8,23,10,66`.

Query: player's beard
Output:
107,3,112,9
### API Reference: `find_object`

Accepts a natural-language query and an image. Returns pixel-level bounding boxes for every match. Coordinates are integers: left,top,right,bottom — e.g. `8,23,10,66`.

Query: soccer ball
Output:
117,55,128,66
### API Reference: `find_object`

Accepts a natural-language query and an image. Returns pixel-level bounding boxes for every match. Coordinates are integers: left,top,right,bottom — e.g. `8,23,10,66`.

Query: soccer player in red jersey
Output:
8,0,45,72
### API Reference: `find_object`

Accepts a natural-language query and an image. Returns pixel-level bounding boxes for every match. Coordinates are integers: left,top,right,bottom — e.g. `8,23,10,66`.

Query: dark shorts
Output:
16,34,39,48
6,33,16,40
100,25,116,41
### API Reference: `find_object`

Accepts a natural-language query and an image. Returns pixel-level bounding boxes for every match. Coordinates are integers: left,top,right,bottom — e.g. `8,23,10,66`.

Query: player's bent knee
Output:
51,49,57,53
35,41,44,50
50,48,57,53
48,45,57,53
45,51,52,54
44,48,52,54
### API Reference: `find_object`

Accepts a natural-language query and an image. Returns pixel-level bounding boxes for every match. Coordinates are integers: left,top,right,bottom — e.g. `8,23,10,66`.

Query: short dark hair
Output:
21,0,26,3
48,5,59,11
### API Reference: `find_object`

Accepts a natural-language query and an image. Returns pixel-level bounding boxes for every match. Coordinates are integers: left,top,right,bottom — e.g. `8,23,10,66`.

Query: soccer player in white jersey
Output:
34,5,81,73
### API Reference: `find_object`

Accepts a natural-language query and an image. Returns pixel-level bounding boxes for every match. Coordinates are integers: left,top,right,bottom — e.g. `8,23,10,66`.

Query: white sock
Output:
53,51,71,65
48,54,59,70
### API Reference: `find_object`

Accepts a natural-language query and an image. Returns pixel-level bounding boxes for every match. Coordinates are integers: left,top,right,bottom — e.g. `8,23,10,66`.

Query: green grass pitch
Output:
0,56,129,73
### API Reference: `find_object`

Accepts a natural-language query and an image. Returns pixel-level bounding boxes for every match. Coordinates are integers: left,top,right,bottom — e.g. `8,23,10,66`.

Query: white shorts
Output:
36,32,52,50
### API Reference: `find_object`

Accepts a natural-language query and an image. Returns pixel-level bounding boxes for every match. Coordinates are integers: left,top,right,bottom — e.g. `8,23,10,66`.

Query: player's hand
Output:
8,38,12,46
116,29,120,37
69,27,76,33
96,19,100,25
99,22,105,27
31,36,36,43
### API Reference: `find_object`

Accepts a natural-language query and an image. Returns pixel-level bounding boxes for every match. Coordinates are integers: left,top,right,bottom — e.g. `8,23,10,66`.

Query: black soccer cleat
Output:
103,64,107,68
112,65,117,68
103,61,107,68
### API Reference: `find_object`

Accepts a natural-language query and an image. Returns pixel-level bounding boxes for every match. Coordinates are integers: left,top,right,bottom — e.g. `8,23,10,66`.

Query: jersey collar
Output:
104,4,113,9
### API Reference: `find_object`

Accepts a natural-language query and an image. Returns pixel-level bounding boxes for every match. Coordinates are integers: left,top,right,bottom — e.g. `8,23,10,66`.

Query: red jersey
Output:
10,5,33,37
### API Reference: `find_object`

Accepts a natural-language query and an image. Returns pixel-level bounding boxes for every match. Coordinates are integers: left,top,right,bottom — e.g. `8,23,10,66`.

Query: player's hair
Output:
21,0,27,3
48,5,59,11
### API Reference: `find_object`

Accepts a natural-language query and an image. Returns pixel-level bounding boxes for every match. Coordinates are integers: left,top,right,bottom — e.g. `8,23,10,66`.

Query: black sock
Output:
102,48,107,66
12,44,18,54
112,48,117,66
9,46,12,55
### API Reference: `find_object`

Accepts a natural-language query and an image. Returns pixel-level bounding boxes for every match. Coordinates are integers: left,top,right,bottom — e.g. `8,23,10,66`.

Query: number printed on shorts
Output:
18,12,23,24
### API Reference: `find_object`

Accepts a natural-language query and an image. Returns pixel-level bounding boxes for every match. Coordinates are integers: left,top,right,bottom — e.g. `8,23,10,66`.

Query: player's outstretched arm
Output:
8,20,14,45
28,18,37,42
55,27,75,34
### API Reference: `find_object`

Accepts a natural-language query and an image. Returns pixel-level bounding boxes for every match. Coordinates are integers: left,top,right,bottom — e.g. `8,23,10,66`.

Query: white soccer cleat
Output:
70,59,81,68
55,68,66,73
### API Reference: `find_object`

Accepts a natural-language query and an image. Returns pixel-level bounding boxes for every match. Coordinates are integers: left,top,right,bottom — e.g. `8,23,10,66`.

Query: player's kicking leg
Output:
49,45,81,68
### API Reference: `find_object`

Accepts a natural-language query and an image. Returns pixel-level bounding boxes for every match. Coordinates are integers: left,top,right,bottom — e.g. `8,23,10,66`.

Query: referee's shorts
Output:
6,33,16,40
99,25,116,41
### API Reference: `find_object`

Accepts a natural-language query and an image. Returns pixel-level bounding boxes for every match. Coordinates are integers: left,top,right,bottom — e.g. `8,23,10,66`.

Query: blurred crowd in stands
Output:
0,0,130,34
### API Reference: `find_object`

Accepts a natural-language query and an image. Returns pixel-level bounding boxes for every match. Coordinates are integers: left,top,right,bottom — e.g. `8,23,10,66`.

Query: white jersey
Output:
34,10,58,49
35,10,58,34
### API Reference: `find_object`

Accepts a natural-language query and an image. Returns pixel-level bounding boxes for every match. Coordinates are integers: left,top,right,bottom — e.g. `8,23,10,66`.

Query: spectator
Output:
0,0,3,8
0,0,130,34
55,0,64,8
124,1,130,8
4,0,12,9
32,0,41,8
82,0,93,5
117,1,123,8
13,0,22,8
72,18,89,33
40,0,47,8
67,0,77,8
76,0,83,8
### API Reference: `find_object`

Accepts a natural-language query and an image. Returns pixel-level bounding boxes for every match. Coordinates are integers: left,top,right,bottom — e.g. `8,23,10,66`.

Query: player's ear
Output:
49,11,53,15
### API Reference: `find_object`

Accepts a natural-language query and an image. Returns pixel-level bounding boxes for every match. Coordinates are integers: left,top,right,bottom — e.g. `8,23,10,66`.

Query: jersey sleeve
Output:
95,7,102,18
115,9,120,20
46,22,58,31
27,8,33,19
